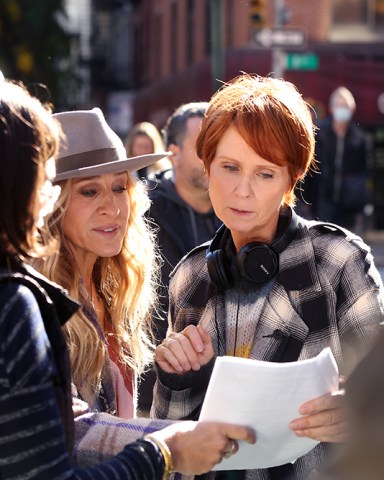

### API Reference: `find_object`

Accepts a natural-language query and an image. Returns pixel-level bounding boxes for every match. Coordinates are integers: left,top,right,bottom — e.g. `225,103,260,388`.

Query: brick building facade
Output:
118,0,383,131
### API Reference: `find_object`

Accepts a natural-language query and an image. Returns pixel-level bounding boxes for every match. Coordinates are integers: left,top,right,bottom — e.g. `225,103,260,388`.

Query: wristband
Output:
145,433,174,480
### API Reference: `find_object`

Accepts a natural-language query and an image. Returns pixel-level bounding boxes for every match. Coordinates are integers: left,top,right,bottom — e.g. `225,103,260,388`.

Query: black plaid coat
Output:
152,216,384,480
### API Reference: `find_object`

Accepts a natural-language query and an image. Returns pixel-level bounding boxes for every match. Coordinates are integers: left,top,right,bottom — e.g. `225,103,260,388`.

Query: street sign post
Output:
252,28,307,49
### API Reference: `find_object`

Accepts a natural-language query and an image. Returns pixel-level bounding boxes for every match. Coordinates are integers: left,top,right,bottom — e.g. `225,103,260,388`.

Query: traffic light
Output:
249,0,267,29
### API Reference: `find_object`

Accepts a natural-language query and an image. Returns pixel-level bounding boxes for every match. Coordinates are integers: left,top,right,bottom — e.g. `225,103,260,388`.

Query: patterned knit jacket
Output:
0,263,79,454
152,214,384,480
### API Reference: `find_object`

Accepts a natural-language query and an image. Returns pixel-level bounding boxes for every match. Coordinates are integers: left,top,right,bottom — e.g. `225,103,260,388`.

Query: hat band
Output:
56,147,121,174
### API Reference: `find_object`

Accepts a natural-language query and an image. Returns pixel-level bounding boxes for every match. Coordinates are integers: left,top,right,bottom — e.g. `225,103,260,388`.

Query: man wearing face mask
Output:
314,86,371,231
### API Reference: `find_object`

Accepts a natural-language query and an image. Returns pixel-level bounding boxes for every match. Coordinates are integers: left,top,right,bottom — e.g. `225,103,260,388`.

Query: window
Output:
333,0,368,24
333,0,384,28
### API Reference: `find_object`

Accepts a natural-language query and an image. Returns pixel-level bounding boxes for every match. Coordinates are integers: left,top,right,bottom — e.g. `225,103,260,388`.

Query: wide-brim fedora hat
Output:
53,107,170,182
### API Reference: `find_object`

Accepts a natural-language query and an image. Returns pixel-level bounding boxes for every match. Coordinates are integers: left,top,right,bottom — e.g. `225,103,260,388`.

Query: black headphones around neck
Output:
206,208,298,291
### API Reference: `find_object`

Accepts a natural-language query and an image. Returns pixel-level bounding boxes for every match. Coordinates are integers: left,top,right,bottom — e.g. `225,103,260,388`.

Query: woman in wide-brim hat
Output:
1,82,256,479
36,107,170,418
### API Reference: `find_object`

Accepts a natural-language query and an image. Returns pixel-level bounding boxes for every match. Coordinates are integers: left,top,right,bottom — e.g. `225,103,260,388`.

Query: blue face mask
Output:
332,106,352,123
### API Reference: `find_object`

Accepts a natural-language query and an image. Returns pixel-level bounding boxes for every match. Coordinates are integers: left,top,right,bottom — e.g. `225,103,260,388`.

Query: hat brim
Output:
54,152,171,182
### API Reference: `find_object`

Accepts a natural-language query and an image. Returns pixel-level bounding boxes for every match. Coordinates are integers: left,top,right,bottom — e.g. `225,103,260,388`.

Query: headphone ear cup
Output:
236,243,279,283
206,249,233,291
206,208,297,288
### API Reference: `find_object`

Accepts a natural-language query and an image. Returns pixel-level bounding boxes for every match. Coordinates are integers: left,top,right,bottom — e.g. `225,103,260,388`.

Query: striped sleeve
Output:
0,283,164,480
0,282,74,479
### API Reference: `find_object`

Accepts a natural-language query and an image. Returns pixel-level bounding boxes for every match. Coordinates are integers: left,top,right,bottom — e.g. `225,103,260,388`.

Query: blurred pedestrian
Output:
125,121,172,179
138,102,222,415
315,86,371,232
148,101,221,342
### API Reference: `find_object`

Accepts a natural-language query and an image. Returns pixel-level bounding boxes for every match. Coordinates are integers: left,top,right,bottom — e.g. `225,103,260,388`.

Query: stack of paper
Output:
199,347,339,470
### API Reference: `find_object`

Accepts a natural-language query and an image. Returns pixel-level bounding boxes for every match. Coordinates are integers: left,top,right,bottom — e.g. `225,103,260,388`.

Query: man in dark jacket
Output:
138,102,222,414
314,86,371,231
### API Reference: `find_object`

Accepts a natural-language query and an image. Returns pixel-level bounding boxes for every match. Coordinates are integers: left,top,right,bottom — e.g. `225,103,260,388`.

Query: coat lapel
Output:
252,223,328,362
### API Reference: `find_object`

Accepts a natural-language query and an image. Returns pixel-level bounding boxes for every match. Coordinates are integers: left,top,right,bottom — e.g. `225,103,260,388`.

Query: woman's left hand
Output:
155,324,214,374
289,387,347,443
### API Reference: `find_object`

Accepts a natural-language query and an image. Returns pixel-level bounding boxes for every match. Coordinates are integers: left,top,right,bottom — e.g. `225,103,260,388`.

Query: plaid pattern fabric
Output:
152,216,384,480
73,413,175,467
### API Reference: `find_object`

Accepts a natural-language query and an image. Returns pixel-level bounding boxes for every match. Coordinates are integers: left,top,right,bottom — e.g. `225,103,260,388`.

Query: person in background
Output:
125,121,172,179
148,101,222,342
314,86,371,232
0,80,254,480
138,102,222,415
151,74,384,480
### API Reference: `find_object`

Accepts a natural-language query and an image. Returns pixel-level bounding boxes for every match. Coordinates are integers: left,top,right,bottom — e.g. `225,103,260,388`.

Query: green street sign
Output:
285,53,319,71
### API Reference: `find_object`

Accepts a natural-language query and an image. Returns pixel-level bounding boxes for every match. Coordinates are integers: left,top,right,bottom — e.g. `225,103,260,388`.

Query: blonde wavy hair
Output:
35,174,160,391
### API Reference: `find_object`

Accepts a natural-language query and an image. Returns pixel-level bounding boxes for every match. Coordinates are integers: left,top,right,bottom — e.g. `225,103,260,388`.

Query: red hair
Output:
196,74,316,206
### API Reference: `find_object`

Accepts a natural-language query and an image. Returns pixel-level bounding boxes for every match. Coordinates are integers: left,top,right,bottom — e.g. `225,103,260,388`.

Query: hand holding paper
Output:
289,383,347,443
199,347,339,470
